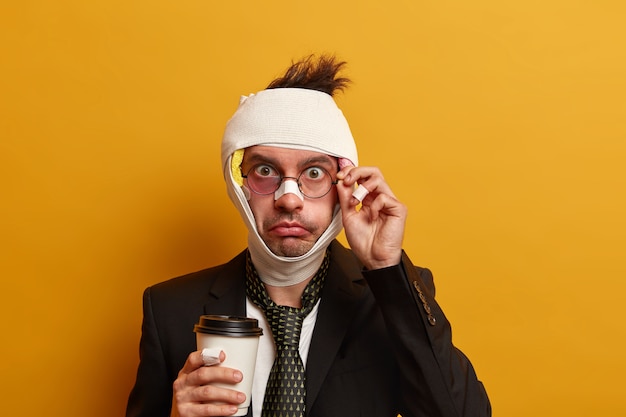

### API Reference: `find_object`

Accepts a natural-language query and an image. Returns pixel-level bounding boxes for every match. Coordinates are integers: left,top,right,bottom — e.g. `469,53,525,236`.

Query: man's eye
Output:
303,167,324,180
254,165,277,177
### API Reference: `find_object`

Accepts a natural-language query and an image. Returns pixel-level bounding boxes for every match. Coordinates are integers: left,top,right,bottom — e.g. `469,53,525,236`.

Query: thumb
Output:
337,178,359,217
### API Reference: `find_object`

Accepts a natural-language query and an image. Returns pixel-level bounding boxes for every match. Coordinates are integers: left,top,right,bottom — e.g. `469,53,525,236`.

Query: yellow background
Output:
2,1,625,415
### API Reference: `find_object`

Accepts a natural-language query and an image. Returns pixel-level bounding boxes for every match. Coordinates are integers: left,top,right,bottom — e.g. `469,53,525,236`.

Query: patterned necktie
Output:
246,251,328,417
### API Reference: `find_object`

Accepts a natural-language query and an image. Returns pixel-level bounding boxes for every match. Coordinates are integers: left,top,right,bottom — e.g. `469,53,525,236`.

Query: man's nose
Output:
274,179,304,210
274,178,304,202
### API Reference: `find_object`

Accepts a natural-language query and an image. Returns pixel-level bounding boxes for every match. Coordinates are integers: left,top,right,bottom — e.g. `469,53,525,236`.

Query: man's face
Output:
240,145,339,257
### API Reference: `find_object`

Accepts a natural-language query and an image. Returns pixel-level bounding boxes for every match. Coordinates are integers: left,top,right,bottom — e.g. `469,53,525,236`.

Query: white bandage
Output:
352,184,370,202
222,89,358,168
274,180,304,201
221,88,359,286
201,347,222,366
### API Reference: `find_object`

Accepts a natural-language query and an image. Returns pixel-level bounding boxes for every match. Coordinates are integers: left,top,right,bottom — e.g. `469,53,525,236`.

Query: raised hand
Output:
336,166,407,270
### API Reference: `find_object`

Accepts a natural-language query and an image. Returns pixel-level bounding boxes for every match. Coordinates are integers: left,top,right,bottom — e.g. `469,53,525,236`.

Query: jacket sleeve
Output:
126,287,173,417
363,251,491,417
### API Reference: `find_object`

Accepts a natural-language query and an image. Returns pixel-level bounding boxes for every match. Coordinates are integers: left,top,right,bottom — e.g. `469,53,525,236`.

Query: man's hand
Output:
336,166,407,270
170,351,246,417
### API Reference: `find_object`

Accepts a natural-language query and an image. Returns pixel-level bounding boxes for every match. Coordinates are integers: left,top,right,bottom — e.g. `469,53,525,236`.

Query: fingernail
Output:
237,392,246,402
234,371,243,382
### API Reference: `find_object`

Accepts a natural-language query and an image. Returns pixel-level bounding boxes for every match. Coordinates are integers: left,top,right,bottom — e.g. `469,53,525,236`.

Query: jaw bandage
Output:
221,88,359,286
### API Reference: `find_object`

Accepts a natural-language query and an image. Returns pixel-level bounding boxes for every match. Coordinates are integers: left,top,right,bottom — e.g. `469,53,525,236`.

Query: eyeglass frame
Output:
241,163,339,199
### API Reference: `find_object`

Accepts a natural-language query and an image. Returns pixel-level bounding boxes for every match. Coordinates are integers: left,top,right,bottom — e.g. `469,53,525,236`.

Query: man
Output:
126,55,491,417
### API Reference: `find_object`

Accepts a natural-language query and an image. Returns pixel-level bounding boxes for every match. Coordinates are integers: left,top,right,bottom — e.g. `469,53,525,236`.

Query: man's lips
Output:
269,222,310,237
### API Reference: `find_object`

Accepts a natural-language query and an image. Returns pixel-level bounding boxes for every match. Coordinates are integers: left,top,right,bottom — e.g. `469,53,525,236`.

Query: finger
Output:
337,166,378,186
339,167,397,200
336,177,360,214
366,192,408,222
178,351,208,376
337,167,375,208
173,367,246,415
186,364,244,388
201,348,225,366
351,184,370,202
176,397,241,417
186,382,246,405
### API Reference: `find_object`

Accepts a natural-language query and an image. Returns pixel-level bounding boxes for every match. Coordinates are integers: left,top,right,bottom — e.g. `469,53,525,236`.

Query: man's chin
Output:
267,238,313,258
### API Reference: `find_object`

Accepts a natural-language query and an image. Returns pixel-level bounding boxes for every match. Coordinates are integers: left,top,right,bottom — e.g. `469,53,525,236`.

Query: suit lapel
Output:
305,242,366,411
207,244,366,413
203,250,248,317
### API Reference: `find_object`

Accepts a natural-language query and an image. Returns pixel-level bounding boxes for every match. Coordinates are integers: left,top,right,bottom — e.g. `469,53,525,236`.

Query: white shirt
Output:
246,297,321,417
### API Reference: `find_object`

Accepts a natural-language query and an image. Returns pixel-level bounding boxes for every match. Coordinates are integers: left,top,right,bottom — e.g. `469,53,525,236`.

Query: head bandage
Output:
221,88,358,286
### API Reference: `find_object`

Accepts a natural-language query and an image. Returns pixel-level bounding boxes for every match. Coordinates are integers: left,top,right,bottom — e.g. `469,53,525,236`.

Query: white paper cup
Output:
194,315,263,416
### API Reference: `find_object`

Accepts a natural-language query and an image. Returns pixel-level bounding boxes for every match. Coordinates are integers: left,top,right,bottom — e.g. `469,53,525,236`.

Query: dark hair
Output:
266,54,350,97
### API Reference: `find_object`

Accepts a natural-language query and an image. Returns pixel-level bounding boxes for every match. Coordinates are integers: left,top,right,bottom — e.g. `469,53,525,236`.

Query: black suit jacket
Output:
127,241,490,417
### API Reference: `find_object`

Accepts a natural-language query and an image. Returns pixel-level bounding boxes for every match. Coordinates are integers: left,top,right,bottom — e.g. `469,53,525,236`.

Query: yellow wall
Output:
2,1,625,415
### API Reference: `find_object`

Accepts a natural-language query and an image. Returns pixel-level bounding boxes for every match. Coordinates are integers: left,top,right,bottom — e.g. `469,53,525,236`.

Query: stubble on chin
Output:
263,237,315,258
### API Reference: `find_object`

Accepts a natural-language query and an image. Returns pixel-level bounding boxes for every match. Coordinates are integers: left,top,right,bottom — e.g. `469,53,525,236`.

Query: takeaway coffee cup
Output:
194,315,263,416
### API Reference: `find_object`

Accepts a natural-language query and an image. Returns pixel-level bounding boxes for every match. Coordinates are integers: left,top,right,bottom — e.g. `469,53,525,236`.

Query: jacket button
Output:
412,281,437,326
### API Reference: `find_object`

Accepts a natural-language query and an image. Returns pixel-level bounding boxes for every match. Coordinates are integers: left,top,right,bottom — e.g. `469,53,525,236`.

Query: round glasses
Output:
242,164,338,199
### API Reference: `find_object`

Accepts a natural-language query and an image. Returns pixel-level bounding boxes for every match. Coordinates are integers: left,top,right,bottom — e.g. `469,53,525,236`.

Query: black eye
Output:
254,164,278,177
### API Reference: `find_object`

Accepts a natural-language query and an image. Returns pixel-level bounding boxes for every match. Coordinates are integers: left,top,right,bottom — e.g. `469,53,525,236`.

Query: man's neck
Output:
264,276,313,308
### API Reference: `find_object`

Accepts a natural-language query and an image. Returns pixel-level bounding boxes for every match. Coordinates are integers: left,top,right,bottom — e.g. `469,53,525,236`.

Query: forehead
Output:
242,145,337,167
